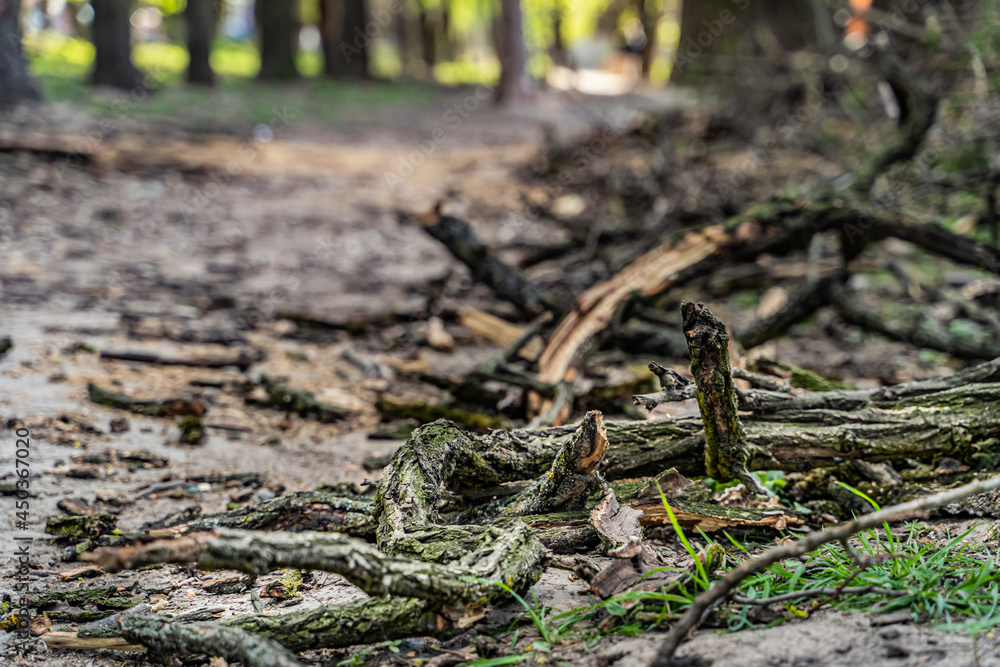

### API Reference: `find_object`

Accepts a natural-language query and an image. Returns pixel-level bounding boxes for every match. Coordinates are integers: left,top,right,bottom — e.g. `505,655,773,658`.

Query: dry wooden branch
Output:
414,205,562,316
120,611,304,667
828,282,1000,360
99,348,263,371
651,472,1000,665
632,361,696,410
736,276,839,350
852,46,938,195
85,527,537,603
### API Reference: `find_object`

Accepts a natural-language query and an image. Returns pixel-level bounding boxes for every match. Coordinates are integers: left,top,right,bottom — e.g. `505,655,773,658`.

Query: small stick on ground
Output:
681,302,764,494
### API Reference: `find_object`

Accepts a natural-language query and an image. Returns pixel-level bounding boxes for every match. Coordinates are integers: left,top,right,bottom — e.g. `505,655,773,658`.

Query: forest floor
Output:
1,82,997,666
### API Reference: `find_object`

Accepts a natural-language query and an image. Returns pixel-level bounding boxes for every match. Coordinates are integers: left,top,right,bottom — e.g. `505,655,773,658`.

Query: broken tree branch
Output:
413,204,563,316
682,302,763,493
632,361,696,410
119,610,304,667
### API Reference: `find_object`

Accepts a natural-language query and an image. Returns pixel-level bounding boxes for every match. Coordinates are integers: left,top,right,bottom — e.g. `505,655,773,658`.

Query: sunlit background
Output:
19,0,683,91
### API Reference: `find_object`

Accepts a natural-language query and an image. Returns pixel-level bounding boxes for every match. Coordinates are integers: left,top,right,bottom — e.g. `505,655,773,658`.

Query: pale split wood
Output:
532,228,725,420
43,631,146,652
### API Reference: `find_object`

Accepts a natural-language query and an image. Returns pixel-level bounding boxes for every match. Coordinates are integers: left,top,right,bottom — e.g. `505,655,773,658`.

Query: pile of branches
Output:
399,33,1000,429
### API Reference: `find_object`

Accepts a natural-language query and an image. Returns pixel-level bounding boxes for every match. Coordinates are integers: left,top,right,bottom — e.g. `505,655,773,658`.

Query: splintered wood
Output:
532,227,727,421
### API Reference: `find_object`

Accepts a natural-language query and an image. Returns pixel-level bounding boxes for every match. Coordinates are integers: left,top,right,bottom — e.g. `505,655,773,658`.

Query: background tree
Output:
255,0,299,80
496,0,529,104
91,0,144,90
184,0,217,86
0,0,42,106
319,0,370,78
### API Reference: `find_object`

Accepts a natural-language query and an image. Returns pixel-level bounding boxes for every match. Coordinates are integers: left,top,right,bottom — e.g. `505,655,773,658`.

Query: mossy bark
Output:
680,301,756,488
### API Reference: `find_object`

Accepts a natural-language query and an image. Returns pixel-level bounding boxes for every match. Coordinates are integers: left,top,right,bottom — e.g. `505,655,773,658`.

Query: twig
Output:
731,368,790,394
651,472,1000,665
99,348,263,371
632,361,696,410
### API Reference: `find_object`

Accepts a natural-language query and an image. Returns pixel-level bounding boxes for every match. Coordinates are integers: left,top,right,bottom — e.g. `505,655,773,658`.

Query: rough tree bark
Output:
319,0,370,79
255,0,299,81
81,414,615,655
681,301,763,492
184,0,216,86
91,0,144,90
0,0,41,106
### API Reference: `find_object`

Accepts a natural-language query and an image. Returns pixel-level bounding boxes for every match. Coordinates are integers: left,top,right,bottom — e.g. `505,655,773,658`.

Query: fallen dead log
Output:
80,413,612,654
62,344,1000,663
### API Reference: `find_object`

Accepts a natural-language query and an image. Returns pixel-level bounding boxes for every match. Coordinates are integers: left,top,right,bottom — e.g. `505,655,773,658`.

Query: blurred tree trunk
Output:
418,2,436,68
0,0,42,106
635,0,660,79
440,3,454,63
91,0,143,90
184,0,216,86
320,0,370,78
672,0,815,84
550,9,570,69
497,0,530,104
255,0,299,80
394,7,412,74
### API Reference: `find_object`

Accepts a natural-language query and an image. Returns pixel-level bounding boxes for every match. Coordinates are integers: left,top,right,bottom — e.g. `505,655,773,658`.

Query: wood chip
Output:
456,306,524,346
43,631,146,652
426,317,456,351
591,489,644,551
29,615,51,636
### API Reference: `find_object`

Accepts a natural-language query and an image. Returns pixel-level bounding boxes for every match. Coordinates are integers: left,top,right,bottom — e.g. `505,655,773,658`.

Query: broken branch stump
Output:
681,302,763,493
